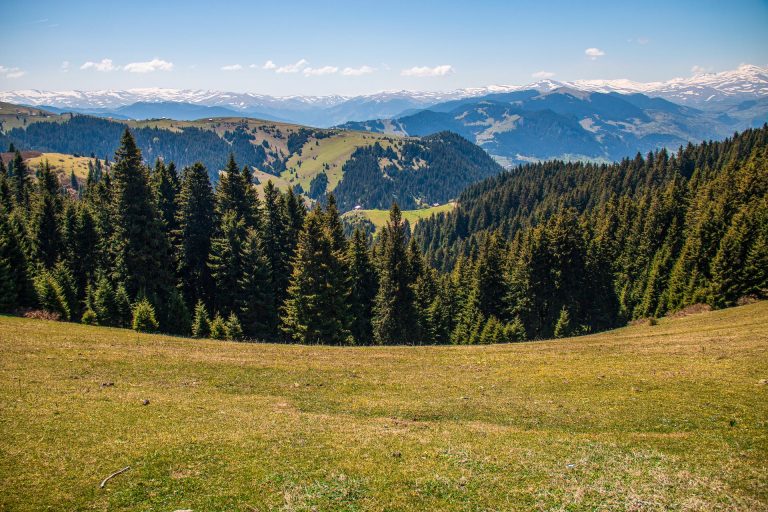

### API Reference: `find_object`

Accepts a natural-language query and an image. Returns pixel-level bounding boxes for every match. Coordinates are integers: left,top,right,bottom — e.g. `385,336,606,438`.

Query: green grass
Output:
1,302,767,511
281,132,396,193
344,202,456,230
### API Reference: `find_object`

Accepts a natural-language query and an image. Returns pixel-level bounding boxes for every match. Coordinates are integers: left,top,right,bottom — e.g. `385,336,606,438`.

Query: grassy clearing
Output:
344,202,456,229
1,302,767,511
24,152,103,183
281,132,395,193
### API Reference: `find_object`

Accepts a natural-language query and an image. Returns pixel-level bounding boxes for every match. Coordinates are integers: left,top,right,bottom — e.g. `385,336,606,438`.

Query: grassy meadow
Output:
1,302,766,511
343,202,456,230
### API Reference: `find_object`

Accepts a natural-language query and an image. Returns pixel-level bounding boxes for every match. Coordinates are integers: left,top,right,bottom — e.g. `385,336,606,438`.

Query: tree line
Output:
0,129,448,344
1,126,765,344
414,125,768,338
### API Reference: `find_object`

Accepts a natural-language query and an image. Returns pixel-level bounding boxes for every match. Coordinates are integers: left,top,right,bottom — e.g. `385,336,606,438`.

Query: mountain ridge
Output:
2,64,765,127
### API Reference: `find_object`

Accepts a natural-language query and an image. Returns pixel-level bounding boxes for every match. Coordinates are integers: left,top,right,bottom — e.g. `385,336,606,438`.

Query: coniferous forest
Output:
1,126,766,344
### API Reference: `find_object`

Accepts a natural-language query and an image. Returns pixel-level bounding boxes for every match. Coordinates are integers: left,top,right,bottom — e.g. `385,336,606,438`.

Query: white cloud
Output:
0,66,26,79
691,65,711,75
276,59,309,74
124,58,173,73
303,65,338,76
261,60,277,70
342,65,376,76
221,64,243,71
80,58,117,72
61,60,70,72
585,48,605,60
532,70,555,79
401,64,454,77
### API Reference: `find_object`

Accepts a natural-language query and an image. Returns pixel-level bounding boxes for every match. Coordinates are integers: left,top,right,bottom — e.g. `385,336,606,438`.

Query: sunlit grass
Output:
1,302,766,511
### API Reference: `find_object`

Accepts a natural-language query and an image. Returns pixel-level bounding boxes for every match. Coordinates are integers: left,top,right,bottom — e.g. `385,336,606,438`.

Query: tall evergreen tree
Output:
109,129,172,303
176,162,215,307
281,206,351,344
347,228,377,344
373,203,419,344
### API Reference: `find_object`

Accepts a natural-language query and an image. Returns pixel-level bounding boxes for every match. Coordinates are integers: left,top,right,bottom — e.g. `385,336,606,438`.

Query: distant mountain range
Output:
338,87,768,164
1,65,766,127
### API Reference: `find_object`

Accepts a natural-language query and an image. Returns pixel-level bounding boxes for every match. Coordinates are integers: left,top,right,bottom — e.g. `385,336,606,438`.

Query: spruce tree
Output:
347,228,377,344
176,162,215,307
29,161,61,268
372,203,418,345
192,300,211,338
238,227,274,339
281,206,350,345
109,129,172,303
208,211,247,316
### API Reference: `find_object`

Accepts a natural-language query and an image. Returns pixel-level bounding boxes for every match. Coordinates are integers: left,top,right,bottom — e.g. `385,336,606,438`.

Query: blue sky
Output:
1,0,767,95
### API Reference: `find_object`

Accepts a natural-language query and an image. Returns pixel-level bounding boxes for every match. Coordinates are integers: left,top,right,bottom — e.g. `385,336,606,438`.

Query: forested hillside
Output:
0,108,503,210
1,126,765,345
414,125,768,337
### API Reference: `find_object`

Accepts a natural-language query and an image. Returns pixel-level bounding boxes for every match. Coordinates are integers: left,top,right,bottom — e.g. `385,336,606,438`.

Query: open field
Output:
25,152,104,182
1,302,767,511
344,202,456,229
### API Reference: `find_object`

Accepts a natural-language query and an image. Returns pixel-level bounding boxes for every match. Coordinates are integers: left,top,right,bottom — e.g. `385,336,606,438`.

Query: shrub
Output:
191,300,210,338
225,312,243,341
81,308,97,325
209,314,226,340
132,298,159,333
33,271,70,321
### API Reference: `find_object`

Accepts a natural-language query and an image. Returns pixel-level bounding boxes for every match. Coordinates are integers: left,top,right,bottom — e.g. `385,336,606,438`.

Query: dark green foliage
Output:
347,228,378,344
33,270,70,320
2,123,765,346
332,134,503,211
373,204,419,344
110,129,172,302
415,125,768,335
281,205,351,345
176,162,215,307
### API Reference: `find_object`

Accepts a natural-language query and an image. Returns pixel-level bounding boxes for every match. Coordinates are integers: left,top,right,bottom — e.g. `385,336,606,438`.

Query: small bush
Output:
81,308,97,325
209,314,226,340
132,299,159,333
225,312,243,341
191,300,210,338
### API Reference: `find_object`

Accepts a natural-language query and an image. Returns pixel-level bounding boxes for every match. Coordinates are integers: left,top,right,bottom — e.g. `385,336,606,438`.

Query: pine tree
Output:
8,150,30,210
29,161,61,268
262,181,291,328
132,298,159,332
163,288,191,335
238,227,274,339
373,203,418,345
347,228,377,344
281,206,351,345
215,154,248,221
208,211,247,316
192,300,210,338
553,306,572,338
109,129,172,303
176,162,215,307
224,312,243,341
209,313,227,340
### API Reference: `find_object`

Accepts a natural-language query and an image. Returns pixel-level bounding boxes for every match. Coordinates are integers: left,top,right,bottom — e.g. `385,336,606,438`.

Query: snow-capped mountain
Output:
571,64,768,107
1,65,765,126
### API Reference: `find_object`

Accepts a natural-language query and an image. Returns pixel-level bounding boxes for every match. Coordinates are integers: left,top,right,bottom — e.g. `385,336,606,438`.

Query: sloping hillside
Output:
1,301,766,511
0,106,503,210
